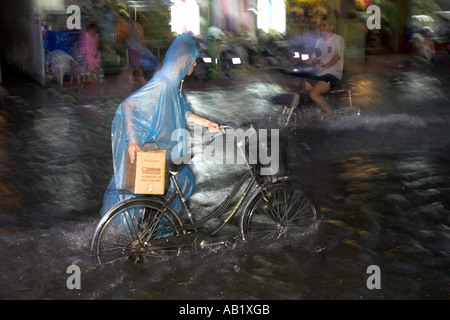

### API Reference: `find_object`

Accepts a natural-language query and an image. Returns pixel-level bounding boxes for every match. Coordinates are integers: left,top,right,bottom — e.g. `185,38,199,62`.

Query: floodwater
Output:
0,63,449,301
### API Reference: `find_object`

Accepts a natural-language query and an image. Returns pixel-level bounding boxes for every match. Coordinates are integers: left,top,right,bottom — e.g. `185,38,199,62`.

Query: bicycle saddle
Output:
168,158,189,175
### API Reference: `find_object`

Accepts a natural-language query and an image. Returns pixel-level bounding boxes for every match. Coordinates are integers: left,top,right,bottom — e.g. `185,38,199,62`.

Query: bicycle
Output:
90,123,322,266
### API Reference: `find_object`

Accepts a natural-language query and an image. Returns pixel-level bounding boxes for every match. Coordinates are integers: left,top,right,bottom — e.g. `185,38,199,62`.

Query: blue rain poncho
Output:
100,34,200,216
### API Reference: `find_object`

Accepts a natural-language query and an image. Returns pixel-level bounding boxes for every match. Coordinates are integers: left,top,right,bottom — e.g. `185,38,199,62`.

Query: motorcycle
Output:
284,48,321,75
216,40,245,74
192,38,217,81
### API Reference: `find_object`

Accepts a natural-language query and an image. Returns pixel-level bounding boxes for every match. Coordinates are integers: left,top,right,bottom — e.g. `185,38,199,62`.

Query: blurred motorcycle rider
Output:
303,15,345,119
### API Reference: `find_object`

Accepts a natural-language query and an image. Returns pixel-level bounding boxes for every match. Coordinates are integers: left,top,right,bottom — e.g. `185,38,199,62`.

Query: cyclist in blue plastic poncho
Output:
101,34,220,216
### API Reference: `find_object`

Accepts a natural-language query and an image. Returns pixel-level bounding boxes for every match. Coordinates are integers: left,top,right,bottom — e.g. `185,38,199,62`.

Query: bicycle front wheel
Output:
91,198,184,266
241,181,321,240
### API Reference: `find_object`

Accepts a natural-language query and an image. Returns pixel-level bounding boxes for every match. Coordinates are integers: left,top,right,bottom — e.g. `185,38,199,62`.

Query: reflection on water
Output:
0,70,449,299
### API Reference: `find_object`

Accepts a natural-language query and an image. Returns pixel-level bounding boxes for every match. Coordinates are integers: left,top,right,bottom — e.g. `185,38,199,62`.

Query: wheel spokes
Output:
95,201,183,265
245,183,320,240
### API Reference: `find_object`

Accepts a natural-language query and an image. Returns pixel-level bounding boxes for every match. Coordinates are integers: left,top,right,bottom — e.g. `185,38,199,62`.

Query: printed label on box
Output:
125,149,166,194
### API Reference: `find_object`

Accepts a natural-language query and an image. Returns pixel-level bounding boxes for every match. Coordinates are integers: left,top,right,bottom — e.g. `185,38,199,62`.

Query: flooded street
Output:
0,61,449,300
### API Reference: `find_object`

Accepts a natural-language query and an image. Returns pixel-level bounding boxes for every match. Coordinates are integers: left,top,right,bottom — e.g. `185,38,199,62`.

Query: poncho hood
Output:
160,34,200,84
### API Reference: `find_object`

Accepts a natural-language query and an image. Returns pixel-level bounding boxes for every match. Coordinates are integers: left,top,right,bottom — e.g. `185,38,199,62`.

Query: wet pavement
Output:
0,54,449,300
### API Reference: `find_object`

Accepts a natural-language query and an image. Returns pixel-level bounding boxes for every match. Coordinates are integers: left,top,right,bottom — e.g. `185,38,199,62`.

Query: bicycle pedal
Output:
199,239,235,250
199,240,222,249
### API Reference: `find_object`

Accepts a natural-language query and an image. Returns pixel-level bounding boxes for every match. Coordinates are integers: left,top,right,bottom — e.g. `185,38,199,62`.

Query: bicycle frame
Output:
90,168,259,255
148,123,284,237
160,144,264,237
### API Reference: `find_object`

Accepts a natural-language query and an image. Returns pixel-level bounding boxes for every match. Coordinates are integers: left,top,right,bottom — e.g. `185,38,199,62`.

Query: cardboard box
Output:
125,148,167,195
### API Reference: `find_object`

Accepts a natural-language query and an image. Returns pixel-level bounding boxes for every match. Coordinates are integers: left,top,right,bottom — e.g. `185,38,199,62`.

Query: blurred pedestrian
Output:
80,22,101,76
126,20,147,85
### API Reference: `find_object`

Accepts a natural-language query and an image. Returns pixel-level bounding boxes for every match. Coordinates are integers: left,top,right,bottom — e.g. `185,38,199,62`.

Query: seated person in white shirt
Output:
303,15,345,119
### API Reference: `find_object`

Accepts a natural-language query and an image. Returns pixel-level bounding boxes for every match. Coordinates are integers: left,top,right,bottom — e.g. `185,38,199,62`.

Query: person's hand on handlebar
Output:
207,121,220,133
315,62,327,70
188,114,220,133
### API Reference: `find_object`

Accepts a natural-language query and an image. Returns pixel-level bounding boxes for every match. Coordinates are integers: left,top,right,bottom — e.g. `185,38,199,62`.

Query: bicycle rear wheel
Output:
241,181,321,240
91,198,184,266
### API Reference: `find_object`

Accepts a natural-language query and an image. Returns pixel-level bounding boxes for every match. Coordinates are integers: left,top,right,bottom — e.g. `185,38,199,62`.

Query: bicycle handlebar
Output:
210,123,256,141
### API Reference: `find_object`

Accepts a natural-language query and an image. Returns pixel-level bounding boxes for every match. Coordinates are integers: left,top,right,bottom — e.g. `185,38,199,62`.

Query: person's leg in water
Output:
305,80,336,119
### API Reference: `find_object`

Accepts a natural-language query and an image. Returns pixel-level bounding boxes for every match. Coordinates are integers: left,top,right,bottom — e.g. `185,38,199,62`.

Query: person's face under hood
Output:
161,34,200,84
187,61,197,76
